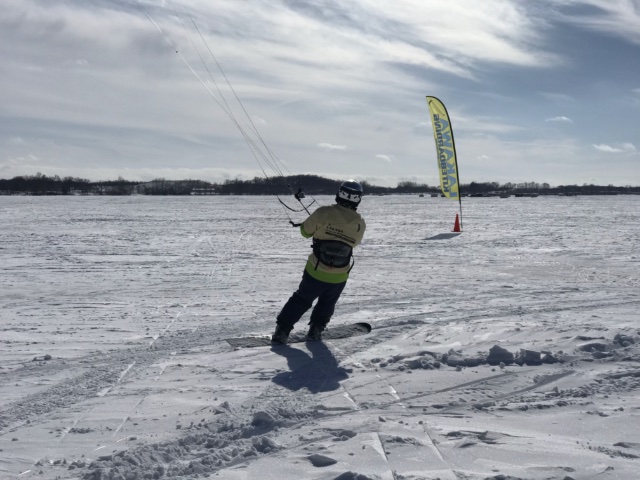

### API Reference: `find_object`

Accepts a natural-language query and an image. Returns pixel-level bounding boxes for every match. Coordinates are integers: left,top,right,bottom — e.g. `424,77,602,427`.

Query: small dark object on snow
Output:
487,345,514,366
515,349,542,366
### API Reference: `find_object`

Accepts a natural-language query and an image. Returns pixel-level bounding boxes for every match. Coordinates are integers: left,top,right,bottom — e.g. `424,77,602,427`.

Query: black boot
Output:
306,323,324,341
271,324,291,344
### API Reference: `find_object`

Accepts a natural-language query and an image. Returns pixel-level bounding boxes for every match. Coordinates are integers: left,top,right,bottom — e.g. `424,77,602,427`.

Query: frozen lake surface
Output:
1,194,639,479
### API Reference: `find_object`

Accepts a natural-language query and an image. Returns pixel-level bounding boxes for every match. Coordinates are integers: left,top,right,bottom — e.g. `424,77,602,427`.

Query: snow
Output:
1,194,639,480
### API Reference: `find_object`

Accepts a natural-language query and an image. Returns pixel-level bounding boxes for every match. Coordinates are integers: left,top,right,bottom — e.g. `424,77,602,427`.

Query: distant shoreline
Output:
1,173,639,196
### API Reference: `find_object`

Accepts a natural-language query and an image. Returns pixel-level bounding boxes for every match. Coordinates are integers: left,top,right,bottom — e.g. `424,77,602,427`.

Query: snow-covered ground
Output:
1,194,639,480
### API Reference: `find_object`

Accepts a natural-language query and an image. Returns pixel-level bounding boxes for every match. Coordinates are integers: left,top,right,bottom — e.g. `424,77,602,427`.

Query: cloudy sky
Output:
1,0,639,187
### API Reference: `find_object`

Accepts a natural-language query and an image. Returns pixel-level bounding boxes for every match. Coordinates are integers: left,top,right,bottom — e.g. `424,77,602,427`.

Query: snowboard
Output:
226,322,371,348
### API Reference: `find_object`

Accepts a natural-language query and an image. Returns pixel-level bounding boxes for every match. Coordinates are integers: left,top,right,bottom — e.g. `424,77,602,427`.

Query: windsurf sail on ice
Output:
426,96,463,230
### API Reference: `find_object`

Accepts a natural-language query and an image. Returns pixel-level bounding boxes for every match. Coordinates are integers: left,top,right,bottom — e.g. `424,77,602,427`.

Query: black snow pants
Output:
276,270,346,332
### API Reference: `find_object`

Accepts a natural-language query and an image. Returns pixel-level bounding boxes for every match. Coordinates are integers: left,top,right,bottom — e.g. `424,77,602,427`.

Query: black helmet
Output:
336,180,363,209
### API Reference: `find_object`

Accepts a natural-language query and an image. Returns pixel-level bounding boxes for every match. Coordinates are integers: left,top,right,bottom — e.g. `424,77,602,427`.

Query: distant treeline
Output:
1,173,639,196
0,174,213,196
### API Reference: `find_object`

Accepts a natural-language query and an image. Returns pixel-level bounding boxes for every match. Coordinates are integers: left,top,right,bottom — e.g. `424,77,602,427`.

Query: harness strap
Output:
314,253,355,272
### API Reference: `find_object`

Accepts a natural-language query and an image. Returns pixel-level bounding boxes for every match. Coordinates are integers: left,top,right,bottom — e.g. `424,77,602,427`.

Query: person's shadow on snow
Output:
270,341,349,393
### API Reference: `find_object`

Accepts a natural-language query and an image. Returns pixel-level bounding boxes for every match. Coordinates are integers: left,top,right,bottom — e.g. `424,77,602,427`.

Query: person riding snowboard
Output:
272,180,367,344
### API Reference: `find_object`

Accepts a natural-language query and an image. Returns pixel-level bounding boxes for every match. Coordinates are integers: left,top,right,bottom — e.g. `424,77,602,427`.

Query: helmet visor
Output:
338,189,361,204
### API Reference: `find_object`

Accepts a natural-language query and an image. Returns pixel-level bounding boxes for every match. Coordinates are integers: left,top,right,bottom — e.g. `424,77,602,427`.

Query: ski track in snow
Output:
1,195,640,479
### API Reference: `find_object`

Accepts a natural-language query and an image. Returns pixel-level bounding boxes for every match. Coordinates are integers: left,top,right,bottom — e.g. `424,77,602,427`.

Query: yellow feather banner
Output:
426,96,460,199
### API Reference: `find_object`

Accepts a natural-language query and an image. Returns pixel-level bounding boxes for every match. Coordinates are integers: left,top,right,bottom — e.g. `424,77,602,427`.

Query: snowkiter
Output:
271,180,366,344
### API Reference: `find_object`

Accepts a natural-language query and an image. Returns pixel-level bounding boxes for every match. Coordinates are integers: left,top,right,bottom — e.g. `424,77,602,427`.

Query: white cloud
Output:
593,144,622,153
545,116,573,123
317,143,347,151
375,154,393,163
592,143,637,153
554,0,640,45
359,0,560,68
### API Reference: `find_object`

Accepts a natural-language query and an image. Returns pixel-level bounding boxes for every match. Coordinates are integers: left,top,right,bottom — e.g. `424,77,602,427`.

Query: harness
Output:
312,238,353,271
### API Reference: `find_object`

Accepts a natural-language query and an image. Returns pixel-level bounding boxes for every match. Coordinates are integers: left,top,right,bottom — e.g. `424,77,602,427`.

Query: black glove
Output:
294,188,305,200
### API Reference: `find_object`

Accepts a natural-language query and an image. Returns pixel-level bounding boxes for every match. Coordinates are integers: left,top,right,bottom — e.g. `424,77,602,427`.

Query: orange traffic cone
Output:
452,214,461,232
